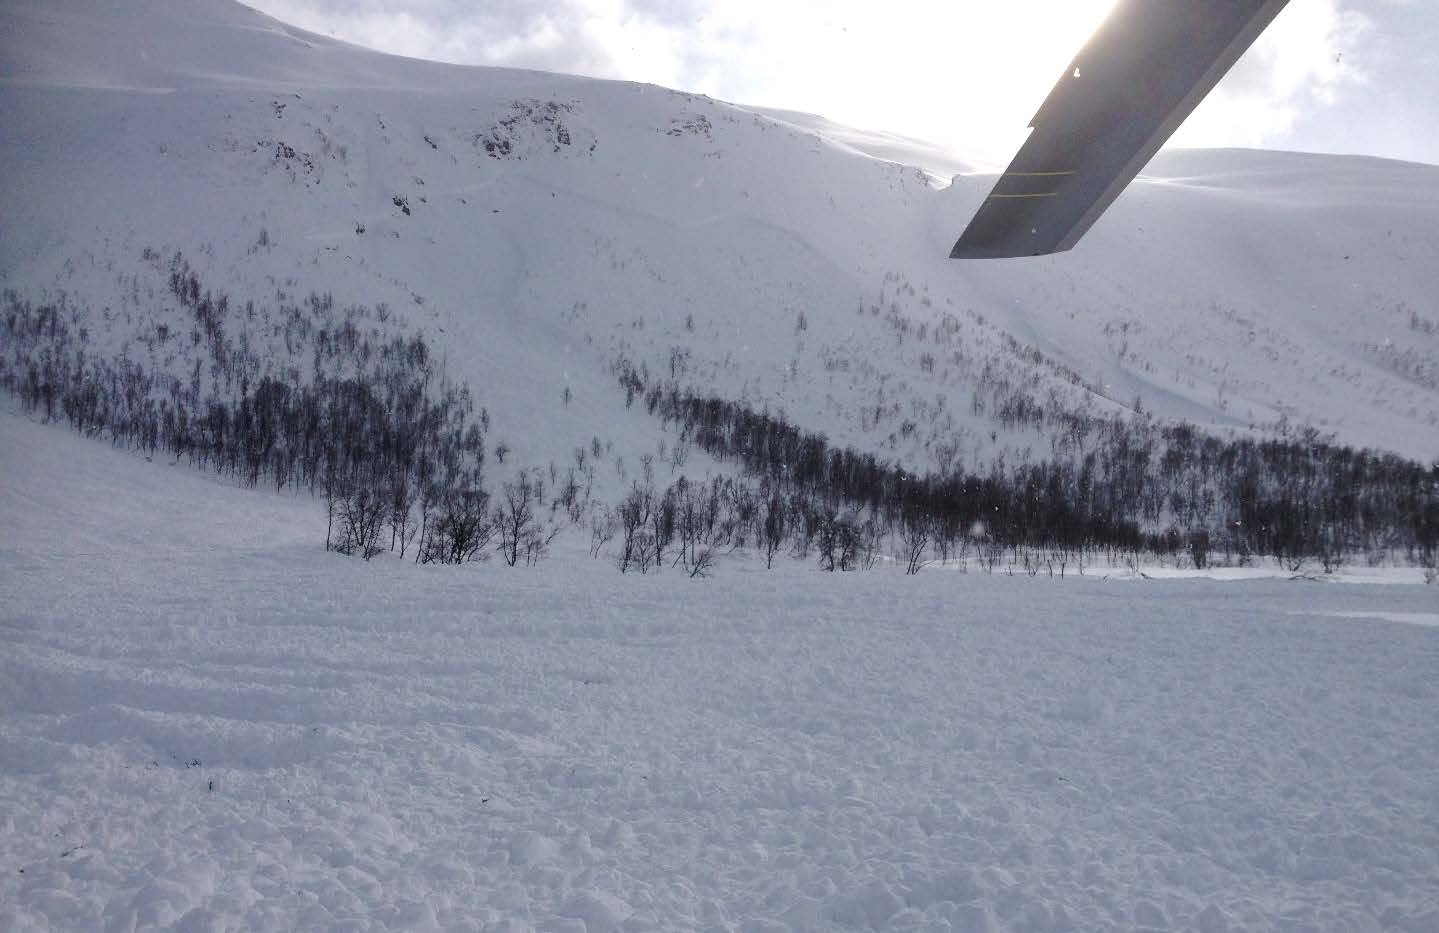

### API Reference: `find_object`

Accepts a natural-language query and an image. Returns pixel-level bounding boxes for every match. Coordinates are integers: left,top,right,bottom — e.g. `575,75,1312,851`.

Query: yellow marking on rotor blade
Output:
989,192,1059,199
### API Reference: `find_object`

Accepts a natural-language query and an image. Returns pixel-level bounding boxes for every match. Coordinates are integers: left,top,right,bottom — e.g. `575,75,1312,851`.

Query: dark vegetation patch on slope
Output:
3,250,1436,578
614,359,1439,573
0,257,539,565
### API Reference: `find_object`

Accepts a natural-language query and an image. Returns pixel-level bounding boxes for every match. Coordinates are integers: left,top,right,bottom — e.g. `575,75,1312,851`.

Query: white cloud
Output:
1176,0,1370,148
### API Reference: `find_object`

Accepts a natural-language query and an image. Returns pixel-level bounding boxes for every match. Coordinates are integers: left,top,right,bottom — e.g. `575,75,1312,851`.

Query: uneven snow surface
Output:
4,413,1438,931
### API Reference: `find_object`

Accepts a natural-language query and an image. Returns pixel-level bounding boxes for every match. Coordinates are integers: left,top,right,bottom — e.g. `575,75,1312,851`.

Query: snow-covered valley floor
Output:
2,411,1437,932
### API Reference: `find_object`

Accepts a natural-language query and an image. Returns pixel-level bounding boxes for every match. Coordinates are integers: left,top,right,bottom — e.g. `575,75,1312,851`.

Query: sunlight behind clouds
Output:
674,0,1122,166
1175,0,1369,148
244,0,1408,166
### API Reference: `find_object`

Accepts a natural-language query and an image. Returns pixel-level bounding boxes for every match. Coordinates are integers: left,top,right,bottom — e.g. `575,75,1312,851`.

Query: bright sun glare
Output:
702,0,1122,167
248,0,1382,164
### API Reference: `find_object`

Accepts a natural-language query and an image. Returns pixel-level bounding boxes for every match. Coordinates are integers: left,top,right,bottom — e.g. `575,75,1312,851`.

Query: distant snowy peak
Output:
0,0,578,94
0,0,849,164
2,0,315,90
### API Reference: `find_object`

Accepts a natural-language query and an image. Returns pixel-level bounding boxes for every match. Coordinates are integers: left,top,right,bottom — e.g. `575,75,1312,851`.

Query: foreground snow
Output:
3,414,1438,932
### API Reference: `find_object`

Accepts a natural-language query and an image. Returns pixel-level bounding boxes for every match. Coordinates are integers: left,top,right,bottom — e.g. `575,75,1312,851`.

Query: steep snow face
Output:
2,0,1437,469
4,409,1439,932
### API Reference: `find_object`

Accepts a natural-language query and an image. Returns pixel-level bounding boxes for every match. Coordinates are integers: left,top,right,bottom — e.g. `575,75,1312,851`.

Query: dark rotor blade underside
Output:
951,0,1292,259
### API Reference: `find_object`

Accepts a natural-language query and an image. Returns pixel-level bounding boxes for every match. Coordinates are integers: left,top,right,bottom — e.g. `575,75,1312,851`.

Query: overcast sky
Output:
243,0,1439,168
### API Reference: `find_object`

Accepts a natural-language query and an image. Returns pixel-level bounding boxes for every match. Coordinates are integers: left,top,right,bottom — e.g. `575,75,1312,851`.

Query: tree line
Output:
0,260,566,568
3,250,1435,577
615,357,1439,572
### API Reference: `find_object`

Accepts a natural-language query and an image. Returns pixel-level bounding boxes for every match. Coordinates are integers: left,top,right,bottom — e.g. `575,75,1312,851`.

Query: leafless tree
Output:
589,507,616,558
900,519,930,575
649,483,676,570
855,518,880,571
616,483,652,574
419,486,493,564
687,547,717,578
761,494,787,569
496,472,539,567
334,483,387,560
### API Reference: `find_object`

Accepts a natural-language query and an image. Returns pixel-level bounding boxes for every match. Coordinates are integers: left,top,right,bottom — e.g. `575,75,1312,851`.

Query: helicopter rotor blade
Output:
951,0,1292,259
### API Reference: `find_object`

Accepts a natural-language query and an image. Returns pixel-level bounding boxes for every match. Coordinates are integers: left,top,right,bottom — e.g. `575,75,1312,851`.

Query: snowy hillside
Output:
3,0,1438,475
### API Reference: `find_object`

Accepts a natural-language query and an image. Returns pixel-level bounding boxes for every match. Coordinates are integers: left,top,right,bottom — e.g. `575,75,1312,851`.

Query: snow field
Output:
3,413,1438,931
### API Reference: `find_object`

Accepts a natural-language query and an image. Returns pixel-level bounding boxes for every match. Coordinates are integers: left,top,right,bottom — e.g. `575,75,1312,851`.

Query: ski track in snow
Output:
3,413,1439,932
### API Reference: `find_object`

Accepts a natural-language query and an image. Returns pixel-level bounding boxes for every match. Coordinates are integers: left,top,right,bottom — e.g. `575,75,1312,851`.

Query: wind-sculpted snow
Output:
3,412,1438,931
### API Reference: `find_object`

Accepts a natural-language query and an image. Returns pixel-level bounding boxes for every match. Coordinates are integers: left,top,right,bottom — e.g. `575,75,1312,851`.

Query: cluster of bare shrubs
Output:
3,249,1435,581
612,358,1439,573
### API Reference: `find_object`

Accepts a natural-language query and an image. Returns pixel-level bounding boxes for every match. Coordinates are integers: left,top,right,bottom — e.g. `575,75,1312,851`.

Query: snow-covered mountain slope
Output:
2,0,1437,477
5,408,1439,932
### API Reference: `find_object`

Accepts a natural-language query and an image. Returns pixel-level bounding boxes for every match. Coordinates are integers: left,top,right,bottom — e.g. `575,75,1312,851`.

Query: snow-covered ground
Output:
4,410,1438,932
